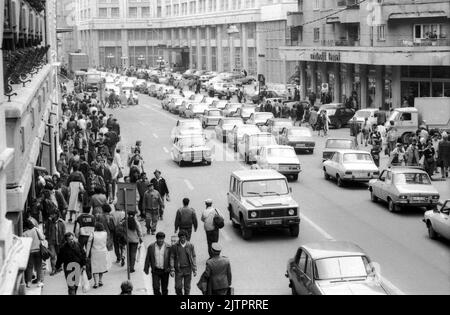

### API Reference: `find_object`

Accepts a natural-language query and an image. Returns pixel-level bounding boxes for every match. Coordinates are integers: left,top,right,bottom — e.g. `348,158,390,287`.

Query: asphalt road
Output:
110,94,450,295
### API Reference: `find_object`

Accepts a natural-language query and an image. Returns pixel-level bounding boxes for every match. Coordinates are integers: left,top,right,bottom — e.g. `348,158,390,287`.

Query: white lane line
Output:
300,213,406,295
153,133,159,139
184,179,194,191
163,147,169,154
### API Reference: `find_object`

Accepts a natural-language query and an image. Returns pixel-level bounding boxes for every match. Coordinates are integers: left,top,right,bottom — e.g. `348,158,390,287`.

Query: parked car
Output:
172,135,212,167
215,118,244,143
318,104,355,129
171,119,203,141
232,106,256,123
323,138,356,161
214,82,238,99
227,170,300,240
201,109,224,128
247,112,275,127
286,241,388,295
423,200,450,240
211,100,229,110
227,124,261,152
369,168,440,212
256,145,301,181
266,118,294,137
184,103,210,119
188,94,206,103
162,95,183,111
279,127,315,153
323,150,380,187
222,103,243,117
238,132,278,164
350,108,381,128
169,98,187,114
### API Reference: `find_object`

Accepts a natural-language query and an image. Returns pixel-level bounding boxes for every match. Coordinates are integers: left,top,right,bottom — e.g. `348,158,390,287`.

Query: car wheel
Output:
388,199,399,213
289,225,300,237
205,161,212,166
427,222,438,240
292,174,299,181
336,175,344,187
370,190,379,202
178,160,184,167
324,171,331,180
240,217,253,240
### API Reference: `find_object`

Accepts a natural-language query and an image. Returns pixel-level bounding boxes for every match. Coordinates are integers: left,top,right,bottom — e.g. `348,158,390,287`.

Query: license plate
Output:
413,197,426,201
355,172,369,177
266,220,282,226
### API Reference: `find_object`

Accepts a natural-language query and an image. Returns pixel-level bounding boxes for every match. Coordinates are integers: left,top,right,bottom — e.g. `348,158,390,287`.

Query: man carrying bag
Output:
197,243,232,295
201,199,224,258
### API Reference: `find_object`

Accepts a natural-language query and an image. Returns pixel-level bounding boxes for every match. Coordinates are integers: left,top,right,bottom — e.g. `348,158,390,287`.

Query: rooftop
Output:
302,241,367,260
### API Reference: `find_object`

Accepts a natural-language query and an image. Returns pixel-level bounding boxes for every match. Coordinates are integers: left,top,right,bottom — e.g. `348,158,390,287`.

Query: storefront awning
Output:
389,11,447,20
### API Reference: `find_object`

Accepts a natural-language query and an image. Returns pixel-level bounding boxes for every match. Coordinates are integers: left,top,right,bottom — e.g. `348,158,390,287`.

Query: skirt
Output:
91,250,111,274
68,182,83,213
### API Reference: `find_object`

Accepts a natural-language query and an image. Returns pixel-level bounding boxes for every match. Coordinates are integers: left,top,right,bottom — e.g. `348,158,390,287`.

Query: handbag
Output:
213,209,225,230
36,228,51,261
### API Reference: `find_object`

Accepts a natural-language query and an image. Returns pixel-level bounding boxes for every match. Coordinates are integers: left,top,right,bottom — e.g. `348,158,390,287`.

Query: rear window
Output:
326,140,354,149
394,173,431,185
343,153,373,163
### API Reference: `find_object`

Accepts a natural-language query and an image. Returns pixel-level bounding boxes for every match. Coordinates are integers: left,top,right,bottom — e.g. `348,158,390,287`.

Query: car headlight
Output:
432,195,440,200
399,195,408,200
250,211,258,219
288,209,296,216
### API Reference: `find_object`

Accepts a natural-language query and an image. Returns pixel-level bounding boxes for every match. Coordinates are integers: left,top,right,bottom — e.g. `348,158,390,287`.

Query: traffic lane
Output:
114,96,340,295
294,149,450,294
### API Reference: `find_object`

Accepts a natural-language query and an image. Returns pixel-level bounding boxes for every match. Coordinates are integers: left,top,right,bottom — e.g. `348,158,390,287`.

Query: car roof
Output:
302,241,367,260
384,167,428,174
232,169,287,181
263,145,294,150
333,149,371,154
357,108,379,112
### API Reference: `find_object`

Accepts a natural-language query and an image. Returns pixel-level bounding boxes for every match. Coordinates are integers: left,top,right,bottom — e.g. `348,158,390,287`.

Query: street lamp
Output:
138,55,145,68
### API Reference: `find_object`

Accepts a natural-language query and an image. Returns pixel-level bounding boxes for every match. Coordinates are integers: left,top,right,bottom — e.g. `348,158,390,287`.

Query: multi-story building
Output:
57,0,79,65
75,0,298,84
280,0,450,108
1,0,60,294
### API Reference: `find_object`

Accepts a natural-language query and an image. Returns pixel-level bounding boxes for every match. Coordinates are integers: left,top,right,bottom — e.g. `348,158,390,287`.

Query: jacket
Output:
143,190,164,210
175,207,198,231
170,242,197,273
57,158,69,176
405,145,420,165
150,177,170,197
438,140,450,163
23,227,45,252
45,218,66,246
201,256,232,292
55,242,87,276
144,242,171,274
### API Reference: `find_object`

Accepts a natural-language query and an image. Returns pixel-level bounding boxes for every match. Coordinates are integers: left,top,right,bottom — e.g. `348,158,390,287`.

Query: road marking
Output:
184,179,194,191
300,213,406,295
153,133,159,139
163,147,169,154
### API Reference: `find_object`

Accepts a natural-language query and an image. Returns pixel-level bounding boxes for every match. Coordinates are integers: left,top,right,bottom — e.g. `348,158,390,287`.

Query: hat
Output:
205,199,213,205
211,243,222,253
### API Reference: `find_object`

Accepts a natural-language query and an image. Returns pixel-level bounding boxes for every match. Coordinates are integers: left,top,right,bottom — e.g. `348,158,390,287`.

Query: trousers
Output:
152,269,170,295
206,230,219,257
145,209,159,233
175,268,192,295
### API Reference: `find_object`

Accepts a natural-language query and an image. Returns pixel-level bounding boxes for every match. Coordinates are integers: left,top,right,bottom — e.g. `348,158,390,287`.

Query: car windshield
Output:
180,121,201,129
393,173,431,185
242,179,289,197
388,111,401,121
268,148,297,158
343,153,373,163
326,140,354,149
274,121,293,128
289,129,312,137
255,113,273,120
355,111,371,119
209,110,222,116
314,256,370,281
179,137,206,148
249,135,276,146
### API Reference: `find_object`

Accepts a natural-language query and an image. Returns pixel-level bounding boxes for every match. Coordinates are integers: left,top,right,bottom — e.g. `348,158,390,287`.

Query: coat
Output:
45,218,66,247
56,241,87,277
144,242,171,274
175,207,198,231
87,231,111,274
405,145,420,165
150,177,169,197
438,140,450,165
199,256,232,293
170,242,197,273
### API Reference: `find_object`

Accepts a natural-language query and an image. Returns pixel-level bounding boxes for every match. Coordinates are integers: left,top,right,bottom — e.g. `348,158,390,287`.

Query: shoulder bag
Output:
36,228,51,261
213,209,225,230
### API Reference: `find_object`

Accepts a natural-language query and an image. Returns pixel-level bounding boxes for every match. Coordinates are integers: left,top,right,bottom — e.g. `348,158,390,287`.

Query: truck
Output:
386,97,450,143
68,53,89,78
85,72,103,92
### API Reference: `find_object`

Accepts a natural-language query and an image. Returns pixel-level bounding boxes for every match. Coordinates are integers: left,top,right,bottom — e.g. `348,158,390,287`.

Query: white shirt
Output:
201,207,222,232
154,244,166,269
78,119,87,130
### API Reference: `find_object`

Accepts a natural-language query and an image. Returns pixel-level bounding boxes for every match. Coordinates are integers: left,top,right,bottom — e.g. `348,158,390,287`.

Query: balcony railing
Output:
3,46,50,101
398,38,450,47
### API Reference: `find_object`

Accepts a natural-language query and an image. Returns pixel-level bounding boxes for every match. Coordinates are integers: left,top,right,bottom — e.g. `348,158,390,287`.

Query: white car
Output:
172,135,212,167
352,109,380,127
211,100,229,110
238,132,278,164
247,112,275,127
227,124,261,152
201,109,224,128
171,119,203,141
214,82,238,98
256,145,302,181
424,200,450,241
215,118,244,143
323,150,380,187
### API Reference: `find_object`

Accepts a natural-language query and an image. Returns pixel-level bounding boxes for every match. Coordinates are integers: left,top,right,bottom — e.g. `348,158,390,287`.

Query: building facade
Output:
280,0,450,108
57,0,78,66
1,0,60,294
74,0,298,84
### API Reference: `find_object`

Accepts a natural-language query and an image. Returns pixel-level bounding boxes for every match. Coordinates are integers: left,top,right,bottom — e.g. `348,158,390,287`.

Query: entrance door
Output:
181,52,189,70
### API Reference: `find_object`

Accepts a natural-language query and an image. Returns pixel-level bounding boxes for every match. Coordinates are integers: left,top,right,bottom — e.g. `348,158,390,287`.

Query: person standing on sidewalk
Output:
170,231,197,296
150,170,170,220
201,199,224,258
143,183,164,235
174,198,198,241
144,232,171,295
56,232,87,295
74,206,96,249
23,219,45,288
438,135,450,179
198,243,232,295
126,211,143,273
45,212,66,276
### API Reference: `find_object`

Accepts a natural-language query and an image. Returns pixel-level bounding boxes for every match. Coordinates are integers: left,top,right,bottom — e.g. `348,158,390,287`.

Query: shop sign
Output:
310,52,341,62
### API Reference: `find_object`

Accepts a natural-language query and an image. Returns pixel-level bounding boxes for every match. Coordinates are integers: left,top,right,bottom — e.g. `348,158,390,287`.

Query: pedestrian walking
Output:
150,170,169,218
421,140,436,178
201,199,224,258
143,183,164,235
86,223,111,289
90,187,108,217
197,243,232,295
97,204,116,252
174,198,198,241
125,211,143,273
55,232,87,295
45,212,66,276
389,143,406,166
371,139,382,168
111,206,126,265
361,118,372,146
74,206,96,249
67,166,85,223
170,231,197,296
23,219,45,288
438,135,450,179
144,232,172,295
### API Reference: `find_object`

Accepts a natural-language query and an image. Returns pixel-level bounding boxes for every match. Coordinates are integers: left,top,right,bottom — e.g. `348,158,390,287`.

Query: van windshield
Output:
242,179,289,197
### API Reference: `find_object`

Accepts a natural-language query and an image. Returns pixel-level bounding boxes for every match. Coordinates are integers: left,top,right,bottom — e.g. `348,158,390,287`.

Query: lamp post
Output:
138,55,145,68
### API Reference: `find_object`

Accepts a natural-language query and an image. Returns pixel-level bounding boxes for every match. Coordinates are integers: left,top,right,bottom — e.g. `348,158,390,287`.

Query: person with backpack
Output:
174,198,198,241
201,199,224,258
74,206,96,249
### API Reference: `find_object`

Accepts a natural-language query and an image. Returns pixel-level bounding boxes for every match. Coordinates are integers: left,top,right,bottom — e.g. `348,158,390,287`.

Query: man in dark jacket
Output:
46,212,66,275
144,232,171,295
150,170,170,220
174,198,198,241
438,135,450,178
56,233,87,295
198,243,232,295
137,173,149,220
170,231,197,295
